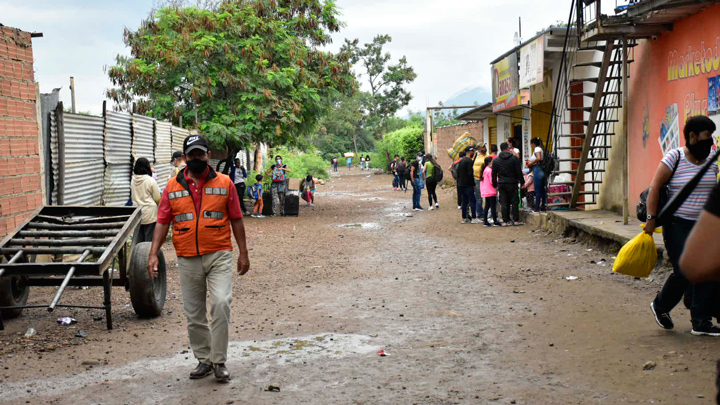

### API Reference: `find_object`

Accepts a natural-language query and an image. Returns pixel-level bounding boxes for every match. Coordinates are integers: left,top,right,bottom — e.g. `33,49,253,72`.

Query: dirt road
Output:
1,168,719,404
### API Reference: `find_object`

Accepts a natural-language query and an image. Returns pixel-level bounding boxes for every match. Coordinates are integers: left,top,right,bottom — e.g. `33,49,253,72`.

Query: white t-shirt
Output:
513,148,520,155
534,147,543,161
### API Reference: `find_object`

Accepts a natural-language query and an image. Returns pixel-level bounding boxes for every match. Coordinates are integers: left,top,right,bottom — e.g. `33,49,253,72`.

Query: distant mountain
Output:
443,87,492,108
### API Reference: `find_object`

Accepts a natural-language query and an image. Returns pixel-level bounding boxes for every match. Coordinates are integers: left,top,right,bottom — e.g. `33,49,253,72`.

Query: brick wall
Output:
0,26,41,238
434,121,483,177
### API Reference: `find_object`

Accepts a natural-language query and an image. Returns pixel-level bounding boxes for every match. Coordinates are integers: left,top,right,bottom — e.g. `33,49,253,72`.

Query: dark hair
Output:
394,154,399,158
255,174,263,182
490,145,498,153
306,174,312,182
507,138,516,147
275,155,282,160
500,142,509,151
133,157,152,176
479,156,493,181
459,151,466,158
684,115,716,142
401,156,406,161
530,137,544,150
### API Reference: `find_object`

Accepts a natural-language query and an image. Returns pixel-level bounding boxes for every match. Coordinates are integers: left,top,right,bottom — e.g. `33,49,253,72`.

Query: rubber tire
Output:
128,242,166,318
0,276,29,319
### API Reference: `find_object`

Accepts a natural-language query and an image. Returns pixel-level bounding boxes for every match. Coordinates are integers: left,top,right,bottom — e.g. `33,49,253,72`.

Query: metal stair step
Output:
557,158,609,162
548,191,600,197
551,181,603,185
562,119,620,125
554,169,605,174
547,201,595,208
569,91,622,97
567,105,620,112
555,146,612,150
559,132,615,138
574,60,634,68
578,43,637,52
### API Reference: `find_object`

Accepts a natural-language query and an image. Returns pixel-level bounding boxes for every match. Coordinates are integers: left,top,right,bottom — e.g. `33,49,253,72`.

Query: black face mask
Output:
688,138,714,161
187,158,208,174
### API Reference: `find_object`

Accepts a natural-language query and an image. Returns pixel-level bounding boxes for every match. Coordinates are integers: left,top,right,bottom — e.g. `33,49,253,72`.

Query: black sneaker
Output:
189,362,214,379
213,363,230,383
650,301,674,330
484,222,491,227
691,324,720,336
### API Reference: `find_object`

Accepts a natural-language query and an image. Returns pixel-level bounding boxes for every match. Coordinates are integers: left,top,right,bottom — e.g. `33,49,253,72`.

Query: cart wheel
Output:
0,276,29,319
128,242,166,318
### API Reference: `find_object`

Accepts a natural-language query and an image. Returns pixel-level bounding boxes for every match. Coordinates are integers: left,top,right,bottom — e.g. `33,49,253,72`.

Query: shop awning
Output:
456,103,494,121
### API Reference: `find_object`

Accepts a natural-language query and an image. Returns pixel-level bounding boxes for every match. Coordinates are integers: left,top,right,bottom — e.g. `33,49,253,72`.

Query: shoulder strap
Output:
671,148,681,176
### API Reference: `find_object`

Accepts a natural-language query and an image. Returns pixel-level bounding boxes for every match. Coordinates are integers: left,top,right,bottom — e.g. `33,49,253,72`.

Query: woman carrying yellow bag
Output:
644,116,719,337
613,232,657,279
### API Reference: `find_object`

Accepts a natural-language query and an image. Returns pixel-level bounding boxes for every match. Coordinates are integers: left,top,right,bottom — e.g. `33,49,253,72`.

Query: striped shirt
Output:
662,148,718,221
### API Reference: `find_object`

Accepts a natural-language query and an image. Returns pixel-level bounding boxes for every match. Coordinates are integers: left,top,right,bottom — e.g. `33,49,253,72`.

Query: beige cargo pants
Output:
177,250,233,365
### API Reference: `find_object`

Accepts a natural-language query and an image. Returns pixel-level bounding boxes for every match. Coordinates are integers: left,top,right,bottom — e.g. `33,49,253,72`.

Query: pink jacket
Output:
480,167,497,198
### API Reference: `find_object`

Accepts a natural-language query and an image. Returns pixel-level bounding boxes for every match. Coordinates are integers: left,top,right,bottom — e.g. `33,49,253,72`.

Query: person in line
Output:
525,137,547,212
492,142,524,226
365,155,371,170
473,145,487,220
397,156,408,191
147,135,250,383
522,168,535,211
359,155,366,170
409,152,425,211
265,155,290,216
391,155,400,190
300,174,316,206
489,145,499,159
331,156,339,172
346,155,353,169
450,151,465,210
249,174,265,218
680,180,720,282
170,151,187,180
131,157,161,242
457,146,480,224
424,154,440,210
646,116,720,336
480,156,499,227
232,158,248,215
507,138,520,158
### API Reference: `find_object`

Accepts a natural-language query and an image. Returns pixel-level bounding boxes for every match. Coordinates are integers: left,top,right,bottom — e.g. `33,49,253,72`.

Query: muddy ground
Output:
1,168,719,404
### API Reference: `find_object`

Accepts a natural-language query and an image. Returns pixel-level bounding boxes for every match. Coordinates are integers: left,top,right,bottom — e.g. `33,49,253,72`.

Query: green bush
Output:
265,149,331,181
374,124,424,170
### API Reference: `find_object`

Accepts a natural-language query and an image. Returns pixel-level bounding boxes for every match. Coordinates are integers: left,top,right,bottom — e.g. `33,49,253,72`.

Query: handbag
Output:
636,150,680,226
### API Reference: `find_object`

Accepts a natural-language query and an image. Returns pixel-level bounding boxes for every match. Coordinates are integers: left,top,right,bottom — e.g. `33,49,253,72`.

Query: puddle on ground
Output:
385,213,413,218
359,197,385,201
2,333,380,399
334,222,381,229
315,192,369,198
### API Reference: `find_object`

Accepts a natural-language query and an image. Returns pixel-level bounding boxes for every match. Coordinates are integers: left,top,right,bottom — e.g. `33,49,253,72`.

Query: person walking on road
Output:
450,151,465,210
131,157,161,242
492,142,524,226
410,152,425,211
331,157,338,172
646,116,720,336
397,156,408,191
457,146,479,224
424,154,440,210
480,156,499,227
525,137,547,212
266,155,290,216
473,145,487,219
232,158,248,215
391,155,400,190
346,155,353,169
147,134,250,383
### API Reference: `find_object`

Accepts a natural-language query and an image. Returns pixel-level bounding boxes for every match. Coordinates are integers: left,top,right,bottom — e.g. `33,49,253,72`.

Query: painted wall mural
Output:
659,104,680,155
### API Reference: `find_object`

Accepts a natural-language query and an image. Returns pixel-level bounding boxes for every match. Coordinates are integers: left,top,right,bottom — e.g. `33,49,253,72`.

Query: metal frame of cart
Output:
0,205,167,330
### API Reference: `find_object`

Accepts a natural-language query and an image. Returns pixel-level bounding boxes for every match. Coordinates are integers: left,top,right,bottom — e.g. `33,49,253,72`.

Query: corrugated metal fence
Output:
50,111,189,206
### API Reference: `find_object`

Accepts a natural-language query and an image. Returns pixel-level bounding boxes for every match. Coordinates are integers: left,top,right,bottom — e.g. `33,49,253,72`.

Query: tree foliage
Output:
107,0,355,151
341,35,416,138
312,91,374,155
374,120,424,163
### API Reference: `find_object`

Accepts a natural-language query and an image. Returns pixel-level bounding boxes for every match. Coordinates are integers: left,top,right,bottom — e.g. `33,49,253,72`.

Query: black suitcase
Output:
283,191,300,217
262,191,273,216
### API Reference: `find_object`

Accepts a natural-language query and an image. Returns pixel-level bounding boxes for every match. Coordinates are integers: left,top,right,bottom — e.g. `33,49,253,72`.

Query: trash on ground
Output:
513,289,526,294
264,385,281,392
75,330,87,338
643,361,657,370
377,350,390,356
564,276,579,281
92,316,103,321
24,328,36,338
57,317,77,326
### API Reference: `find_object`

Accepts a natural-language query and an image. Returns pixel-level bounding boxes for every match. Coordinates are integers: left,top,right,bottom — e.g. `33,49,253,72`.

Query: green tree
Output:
313,91,375,156
341,35,416,139
107,0,355,165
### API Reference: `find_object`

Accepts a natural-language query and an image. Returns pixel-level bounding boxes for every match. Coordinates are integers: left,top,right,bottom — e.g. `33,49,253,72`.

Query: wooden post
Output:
622,37,629,225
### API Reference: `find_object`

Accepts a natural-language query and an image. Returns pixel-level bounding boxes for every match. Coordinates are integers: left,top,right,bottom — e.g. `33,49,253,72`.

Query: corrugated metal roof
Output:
103,163,131,206
154,162,172,193
62,113,104,163
155,120,173,163
105,112,132,165
132,114,155,162
172,126,188,154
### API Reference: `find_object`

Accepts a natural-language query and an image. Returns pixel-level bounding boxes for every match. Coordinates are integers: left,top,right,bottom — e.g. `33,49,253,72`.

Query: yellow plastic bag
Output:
612,232,658,278
447,132,477,161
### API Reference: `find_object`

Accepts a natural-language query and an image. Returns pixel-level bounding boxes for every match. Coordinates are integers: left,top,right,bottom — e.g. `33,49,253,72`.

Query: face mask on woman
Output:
688,138,714,161
276,159,282,165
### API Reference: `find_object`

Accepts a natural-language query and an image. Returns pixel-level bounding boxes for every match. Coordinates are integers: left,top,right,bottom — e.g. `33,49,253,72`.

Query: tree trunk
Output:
253,145,262,171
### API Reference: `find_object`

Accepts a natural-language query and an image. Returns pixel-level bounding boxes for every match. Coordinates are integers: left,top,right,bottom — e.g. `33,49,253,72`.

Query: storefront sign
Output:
520,35,544,88
492,53,520,113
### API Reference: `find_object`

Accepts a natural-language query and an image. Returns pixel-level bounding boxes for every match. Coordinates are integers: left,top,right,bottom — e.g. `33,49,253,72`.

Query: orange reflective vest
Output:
165,168,234,257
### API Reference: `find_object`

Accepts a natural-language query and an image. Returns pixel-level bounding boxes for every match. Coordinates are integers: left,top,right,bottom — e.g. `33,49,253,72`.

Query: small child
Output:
522,168,536,211
480,156,499,227
249,174,265,218
300,175,316,206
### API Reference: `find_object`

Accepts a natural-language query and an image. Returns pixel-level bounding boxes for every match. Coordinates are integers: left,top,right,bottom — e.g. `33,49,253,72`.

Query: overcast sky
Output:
0,0,619,116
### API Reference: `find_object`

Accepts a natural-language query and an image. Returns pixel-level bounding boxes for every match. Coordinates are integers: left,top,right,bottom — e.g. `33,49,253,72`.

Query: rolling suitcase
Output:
262,191,273,216
283,191,300,217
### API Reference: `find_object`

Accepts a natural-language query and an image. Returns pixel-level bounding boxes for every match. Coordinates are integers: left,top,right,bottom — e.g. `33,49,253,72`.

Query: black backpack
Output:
451,161,459,180
540,150,556,176
433,165,444,182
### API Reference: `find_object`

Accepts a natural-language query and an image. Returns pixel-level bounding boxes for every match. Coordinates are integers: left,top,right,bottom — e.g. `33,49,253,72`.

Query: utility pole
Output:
69,77,76,114
622,37,629,225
